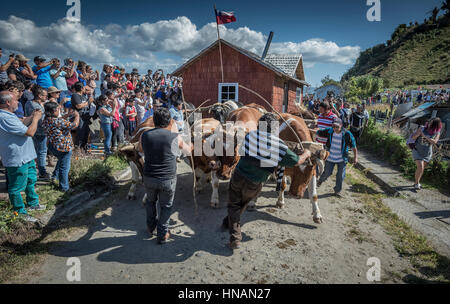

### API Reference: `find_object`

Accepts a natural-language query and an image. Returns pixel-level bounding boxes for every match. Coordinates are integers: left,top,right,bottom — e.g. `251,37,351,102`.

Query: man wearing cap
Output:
14,54,36,83
32,56,54,89
0,90,46,223
316,118,358,197
50,59,72,104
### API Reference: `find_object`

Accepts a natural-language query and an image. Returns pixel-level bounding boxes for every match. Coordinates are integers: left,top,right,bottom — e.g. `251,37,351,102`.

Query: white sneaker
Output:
27,204,47,211
19,214,38,223
414,184,422,190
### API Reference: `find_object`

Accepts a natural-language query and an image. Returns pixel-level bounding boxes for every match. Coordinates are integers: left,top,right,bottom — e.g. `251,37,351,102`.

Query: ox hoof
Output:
276,201,285,209
313,216,323,224
210,202,219,209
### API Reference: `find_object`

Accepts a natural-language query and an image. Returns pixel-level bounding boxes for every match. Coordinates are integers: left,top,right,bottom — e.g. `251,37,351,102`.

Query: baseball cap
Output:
34,56,46,62
114,70,121,75
332,118,343,126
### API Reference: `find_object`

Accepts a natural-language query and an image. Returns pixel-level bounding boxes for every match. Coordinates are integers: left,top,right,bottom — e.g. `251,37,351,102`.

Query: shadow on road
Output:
10,171,318,266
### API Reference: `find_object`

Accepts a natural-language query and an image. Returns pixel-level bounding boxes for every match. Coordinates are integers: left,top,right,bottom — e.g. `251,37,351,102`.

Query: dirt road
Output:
26,162,432,283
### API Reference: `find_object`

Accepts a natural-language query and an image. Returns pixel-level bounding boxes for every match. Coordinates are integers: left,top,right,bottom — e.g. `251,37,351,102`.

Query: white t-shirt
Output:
135,98,146,115
328,132,344,163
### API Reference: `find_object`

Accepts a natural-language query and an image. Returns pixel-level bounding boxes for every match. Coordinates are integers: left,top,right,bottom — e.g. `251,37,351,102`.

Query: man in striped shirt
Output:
315,101,338,145
222,113,312,250
316,118,358,197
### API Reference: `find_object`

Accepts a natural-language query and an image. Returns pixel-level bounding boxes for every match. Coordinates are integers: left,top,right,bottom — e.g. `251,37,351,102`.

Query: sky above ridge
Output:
0,0,443,87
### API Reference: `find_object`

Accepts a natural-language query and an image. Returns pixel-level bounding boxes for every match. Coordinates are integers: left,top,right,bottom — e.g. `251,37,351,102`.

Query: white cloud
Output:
270,39,361,65
0,16,115,63
0,15,360,72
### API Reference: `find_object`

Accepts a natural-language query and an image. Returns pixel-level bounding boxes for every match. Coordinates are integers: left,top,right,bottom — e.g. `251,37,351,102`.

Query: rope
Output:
181,95,212,216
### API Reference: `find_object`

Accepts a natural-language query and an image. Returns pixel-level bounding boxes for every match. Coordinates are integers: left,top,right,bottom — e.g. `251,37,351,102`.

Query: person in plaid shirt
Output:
42,102,79,192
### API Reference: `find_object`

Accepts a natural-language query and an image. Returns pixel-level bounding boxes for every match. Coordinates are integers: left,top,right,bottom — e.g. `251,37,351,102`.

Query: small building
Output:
172,39,309,113
314,84,343,100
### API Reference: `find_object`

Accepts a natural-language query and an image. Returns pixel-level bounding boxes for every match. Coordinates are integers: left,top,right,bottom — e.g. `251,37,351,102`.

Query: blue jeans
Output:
48,144,72,191
100,122,113,154
143,176,177,239
32,134,48,176
319,161,346,194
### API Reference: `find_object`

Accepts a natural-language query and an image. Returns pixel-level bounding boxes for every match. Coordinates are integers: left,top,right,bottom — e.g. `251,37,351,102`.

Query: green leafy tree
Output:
442,0,450,16
428,7,440,23
343,75,384,102
321,75,332,85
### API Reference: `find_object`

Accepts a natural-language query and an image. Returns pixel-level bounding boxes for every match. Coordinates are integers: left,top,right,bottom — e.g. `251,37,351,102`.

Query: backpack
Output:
341,109,350,128
406,128,422,150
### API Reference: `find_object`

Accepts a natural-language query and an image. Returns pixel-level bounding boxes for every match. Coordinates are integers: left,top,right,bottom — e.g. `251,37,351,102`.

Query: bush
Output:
360,120,450,190
69,155,128,190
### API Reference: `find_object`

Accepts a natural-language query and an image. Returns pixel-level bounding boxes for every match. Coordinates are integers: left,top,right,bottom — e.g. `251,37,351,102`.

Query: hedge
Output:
359,120,450,190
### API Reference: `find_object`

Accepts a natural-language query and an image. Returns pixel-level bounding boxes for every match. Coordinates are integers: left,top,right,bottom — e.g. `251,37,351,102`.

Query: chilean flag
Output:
215,9,236,24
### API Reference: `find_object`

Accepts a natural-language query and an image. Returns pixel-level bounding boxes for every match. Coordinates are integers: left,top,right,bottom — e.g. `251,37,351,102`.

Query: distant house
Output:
172,39,309,113
314,84,343,100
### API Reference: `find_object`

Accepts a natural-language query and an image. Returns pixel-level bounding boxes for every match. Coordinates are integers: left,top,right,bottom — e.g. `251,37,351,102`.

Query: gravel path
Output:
29,162,420,284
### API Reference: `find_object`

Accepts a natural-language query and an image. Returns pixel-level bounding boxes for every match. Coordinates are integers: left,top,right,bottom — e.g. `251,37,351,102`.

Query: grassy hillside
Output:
342,16,450,88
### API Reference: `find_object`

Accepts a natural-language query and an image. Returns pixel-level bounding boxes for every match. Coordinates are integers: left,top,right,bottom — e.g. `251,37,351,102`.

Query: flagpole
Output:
214,5,225,83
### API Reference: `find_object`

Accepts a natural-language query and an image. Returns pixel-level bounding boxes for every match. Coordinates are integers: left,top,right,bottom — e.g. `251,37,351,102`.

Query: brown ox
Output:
119,115,241,208
227,108,328,224
275,113,328,224
189,118,241,208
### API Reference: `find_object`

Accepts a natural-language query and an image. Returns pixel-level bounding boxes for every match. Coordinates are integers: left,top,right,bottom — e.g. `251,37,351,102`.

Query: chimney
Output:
261,31,274,61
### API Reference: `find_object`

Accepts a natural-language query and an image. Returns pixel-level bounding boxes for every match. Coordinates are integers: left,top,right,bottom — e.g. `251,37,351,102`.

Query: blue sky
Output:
0,0,443,87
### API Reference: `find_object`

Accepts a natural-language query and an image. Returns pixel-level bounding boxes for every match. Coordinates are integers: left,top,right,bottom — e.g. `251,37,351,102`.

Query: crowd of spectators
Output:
0,48,184,222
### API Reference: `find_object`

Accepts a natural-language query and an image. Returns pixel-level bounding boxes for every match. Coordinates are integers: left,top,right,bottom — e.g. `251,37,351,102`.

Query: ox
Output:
190,118,240,208
275,113,328,224
227,107,328,224
119,114,240,209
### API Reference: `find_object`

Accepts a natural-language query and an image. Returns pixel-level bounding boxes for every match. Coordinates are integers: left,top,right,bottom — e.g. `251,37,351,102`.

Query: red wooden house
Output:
172,39,309,113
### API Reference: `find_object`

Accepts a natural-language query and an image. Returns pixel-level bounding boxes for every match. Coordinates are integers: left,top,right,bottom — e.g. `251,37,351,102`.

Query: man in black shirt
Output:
71,81,92,151
140,107,191,244
350,105,365,143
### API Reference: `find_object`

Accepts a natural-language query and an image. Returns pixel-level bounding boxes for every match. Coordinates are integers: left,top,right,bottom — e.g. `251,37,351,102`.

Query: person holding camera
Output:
0,90,46,223
64,58,78,89
24,86,50,179
71,81,93,152
32,56,54,89
97,95,116,156
42,101,80,192
15,54,36,83
50,59,71,101
0,49,15,85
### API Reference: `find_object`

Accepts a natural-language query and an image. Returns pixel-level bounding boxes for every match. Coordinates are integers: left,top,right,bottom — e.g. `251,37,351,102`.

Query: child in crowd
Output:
125,98,137,137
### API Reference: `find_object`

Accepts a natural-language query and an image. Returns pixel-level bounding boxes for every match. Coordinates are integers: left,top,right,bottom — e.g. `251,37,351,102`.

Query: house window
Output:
218,83,238,103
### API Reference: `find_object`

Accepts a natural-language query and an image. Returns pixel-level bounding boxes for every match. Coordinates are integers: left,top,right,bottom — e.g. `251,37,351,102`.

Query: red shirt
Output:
126,81,135,91
316,111,338,144
126,105,136,121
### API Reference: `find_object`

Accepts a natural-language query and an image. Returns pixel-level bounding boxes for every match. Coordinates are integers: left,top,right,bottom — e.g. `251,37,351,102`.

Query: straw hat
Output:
47,86,62,94
15,54,30,62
